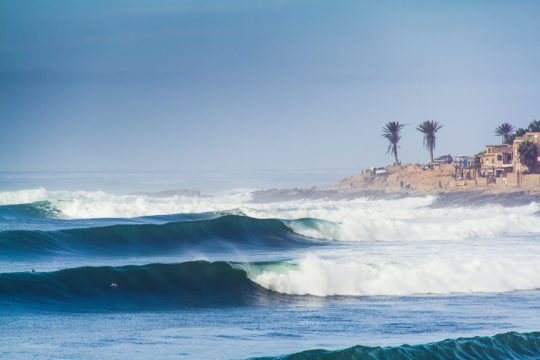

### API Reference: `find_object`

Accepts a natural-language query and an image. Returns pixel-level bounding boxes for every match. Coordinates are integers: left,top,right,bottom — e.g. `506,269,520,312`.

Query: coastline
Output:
323,164,540,195
251,163,540,206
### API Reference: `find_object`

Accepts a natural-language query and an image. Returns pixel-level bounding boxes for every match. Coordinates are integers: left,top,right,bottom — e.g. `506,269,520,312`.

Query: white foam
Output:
250,253,540,296
1,188,539,242
246,197,540,241
0,188,49,205
51,190,252,219
0,187,252,218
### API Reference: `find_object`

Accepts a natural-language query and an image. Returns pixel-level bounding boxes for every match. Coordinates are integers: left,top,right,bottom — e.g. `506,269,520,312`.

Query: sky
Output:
1,0,540,172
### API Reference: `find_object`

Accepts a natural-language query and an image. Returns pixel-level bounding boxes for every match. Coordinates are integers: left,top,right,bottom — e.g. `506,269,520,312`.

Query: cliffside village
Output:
450,131,540,187
332,131,540,194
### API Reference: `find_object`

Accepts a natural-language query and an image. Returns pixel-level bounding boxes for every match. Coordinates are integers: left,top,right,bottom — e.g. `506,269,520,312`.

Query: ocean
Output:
1,175,540,359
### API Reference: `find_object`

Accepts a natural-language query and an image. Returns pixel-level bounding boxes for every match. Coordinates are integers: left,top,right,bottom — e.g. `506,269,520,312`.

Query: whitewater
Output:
1,187,540,359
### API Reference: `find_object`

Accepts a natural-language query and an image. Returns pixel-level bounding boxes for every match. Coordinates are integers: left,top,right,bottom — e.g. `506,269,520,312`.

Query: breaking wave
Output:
0,188,49,206
0,188,539,242
0,188,251,218
3,257,540,312
250,253,540,296
248,197,540,241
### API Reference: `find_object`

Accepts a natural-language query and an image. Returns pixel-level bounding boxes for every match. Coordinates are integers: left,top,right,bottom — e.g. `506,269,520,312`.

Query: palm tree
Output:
518,141,538,173
381,122,406,165
528,120,540,132
494,123,515,144
416,120,443,164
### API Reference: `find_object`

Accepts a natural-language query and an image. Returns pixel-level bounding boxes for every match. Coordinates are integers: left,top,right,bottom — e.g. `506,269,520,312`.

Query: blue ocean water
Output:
1,186,540,359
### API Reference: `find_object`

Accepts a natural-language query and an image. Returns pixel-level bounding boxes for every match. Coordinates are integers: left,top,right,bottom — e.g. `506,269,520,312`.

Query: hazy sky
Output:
1,0,539,172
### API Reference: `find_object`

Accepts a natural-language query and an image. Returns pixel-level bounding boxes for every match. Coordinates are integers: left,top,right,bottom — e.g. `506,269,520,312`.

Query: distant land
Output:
250,164,540,207
326,164,540,195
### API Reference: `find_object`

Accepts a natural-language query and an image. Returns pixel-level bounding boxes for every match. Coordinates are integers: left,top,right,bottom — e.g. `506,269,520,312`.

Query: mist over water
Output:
0,169,355,194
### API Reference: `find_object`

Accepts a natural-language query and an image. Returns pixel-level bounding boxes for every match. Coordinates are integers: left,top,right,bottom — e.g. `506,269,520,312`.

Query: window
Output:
497,155,502,161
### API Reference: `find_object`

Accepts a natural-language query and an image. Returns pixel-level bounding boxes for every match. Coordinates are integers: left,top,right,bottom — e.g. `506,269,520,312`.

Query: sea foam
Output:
0,188,49,205
1,188,539,242
251,253,540,296
248,197,540,241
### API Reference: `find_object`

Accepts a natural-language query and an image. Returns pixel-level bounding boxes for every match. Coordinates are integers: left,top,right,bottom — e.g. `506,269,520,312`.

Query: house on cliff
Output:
480,144,513,177
512,132,540,174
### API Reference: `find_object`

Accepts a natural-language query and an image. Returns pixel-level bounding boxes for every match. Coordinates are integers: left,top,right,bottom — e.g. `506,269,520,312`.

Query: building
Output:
476,132,540,186
512,132,540,174
453,155,480,180
465,156,480,169
455,155,480,169
480,144,513,177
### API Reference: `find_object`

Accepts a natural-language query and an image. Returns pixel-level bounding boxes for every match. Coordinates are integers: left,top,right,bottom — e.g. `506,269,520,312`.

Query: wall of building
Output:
522,174,540,186
504,173,540,187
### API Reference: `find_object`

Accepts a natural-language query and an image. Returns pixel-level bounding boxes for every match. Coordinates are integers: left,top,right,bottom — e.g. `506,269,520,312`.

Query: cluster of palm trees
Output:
382,119,539,172
381,120,443,165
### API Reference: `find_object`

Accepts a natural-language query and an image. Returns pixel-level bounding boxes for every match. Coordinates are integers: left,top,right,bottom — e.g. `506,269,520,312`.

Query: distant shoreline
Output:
250,163,540,206
322,163,540,195
250,187,540,207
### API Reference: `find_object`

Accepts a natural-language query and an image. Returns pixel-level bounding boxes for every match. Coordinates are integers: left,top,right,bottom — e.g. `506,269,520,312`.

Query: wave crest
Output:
0,261,274,310
257,331,540,360
0,215,313,258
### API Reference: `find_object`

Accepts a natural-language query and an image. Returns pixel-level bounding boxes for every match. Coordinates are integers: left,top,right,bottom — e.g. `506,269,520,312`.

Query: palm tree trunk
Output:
430,146,434,163
393,145,400,165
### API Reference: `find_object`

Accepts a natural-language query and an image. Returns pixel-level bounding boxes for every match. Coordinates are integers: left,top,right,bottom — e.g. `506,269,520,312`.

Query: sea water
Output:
1,181,540,359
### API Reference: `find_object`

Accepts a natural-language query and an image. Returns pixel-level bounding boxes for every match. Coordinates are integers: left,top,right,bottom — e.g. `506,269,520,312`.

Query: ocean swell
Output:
0,215,313,258
253,331,540,360
1,189,539,242
0,200,63,220
0,261,275,310
4,256,540,311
